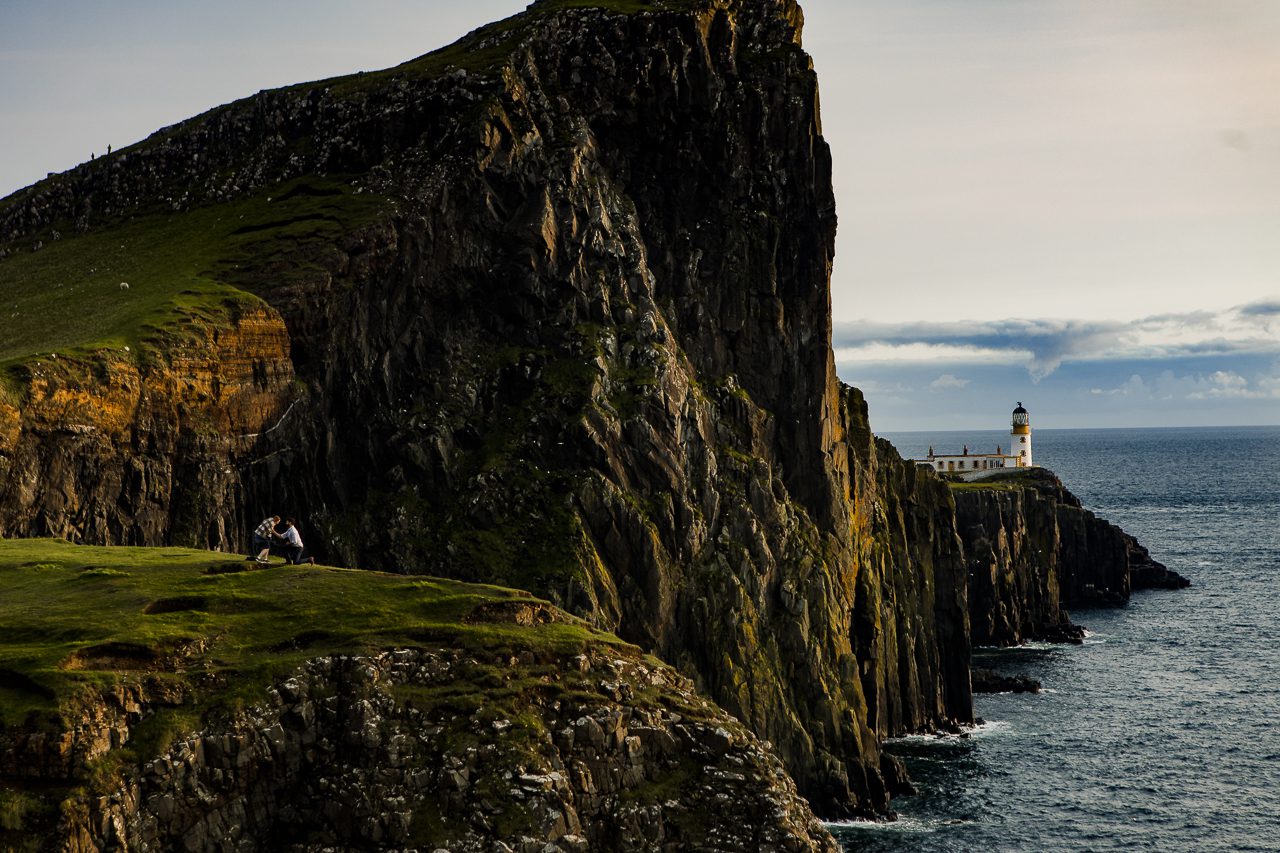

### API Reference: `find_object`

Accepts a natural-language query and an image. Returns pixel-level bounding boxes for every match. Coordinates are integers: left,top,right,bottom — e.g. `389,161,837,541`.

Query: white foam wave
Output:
886,719,1012,744
969,719,1013,738
824,815,941,834
1010,640,1056,650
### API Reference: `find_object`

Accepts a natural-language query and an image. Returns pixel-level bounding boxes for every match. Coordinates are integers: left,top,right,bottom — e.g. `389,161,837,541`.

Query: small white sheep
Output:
119,282,130,290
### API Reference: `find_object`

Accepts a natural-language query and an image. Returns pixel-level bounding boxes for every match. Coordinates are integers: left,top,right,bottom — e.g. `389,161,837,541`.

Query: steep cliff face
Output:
39,651,836,852
953,469,1188,645
952,476,1082,646
842,389,971,740
1,0,976,816
0,304,294,549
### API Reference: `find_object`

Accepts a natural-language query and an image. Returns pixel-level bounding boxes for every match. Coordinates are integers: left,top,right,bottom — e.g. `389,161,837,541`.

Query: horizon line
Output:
877,423,1280,435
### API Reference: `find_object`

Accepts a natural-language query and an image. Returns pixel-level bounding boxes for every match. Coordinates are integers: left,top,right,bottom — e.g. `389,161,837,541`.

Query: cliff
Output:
0,540,836,851
0,0,976,816
952,468,1188,646
0,0,1182,827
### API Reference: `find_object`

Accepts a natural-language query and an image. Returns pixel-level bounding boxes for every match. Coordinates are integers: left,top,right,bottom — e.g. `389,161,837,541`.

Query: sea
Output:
828,425,1280,853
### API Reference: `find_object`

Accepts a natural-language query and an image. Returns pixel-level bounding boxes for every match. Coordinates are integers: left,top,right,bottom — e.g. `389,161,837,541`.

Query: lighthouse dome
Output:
1011,402,1031,437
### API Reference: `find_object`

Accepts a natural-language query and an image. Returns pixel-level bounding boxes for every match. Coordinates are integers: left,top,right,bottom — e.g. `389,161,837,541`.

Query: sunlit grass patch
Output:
0,176,385,370
0,538,631,727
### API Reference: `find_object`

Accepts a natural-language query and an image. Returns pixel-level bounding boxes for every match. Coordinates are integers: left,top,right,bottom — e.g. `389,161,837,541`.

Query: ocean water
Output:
830,425,1280,852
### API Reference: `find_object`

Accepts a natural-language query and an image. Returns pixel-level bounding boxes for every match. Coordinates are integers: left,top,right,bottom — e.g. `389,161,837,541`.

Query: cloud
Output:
835,341,1023,365
929,373,970,391
833,318,1124,380
1090,368,1280,401
1239,300,1280,318
834,302,1280,381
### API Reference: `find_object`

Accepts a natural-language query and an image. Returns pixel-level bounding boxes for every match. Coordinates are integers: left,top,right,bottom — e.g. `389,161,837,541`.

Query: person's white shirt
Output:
282,526,303,548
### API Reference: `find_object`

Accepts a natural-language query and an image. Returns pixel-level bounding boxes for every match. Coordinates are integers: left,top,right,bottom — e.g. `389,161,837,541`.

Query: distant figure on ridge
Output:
251,514,280,564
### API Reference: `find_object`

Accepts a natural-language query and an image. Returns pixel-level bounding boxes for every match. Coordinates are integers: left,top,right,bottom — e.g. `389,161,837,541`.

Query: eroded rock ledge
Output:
41,649,837,852
953,468,1189,646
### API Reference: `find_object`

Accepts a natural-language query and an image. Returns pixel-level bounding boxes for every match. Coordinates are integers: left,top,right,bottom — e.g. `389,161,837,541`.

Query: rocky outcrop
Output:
953,468,1188,645
1128,535,1191,591
30,649,837,852
953,473,1084,646
971,668,1040,694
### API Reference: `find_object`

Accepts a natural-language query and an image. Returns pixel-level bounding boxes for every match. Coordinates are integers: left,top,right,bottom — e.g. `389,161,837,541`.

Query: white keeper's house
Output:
916,402,1035,481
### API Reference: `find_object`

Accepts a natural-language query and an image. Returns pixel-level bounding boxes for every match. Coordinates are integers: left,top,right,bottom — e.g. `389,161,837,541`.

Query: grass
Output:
0,176,385,370
945,468,1048,493
946,480,1025,493
0,538,633,728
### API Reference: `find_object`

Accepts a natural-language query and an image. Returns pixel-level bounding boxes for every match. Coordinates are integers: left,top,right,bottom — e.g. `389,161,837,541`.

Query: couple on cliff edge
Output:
249,515,313,566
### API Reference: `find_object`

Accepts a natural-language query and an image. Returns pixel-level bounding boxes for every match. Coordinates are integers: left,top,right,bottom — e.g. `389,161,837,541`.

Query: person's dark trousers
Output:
284,545,305,565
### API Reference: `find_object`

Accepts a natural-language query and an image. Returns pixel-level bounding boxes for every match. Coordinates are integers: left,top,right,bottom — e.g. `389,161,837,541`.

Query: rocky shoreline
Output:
971,669,1042,695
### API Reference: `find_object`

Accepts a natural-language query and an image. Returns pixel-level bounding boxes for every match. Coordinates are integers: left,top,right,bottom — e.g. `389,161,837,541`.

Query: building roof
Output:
929,453,1011,459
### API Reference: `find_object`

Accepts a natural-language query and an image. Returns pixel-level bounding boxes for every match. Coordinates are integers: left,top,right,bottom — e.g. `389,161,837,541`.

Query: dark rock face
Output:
35,650,839,852
971,668,1041,694
0,1,976,817
954,468,1188,646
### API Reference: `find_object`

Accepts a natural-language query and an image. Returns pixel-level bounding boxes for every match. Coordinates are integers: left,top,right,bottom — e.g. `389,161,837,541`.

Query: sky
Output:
1,0,1277,431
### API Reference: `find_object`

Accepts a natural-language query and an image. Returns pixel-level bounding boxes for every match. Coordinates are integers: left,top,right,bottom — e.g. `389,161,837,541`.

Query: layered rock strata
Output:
0,305,294,549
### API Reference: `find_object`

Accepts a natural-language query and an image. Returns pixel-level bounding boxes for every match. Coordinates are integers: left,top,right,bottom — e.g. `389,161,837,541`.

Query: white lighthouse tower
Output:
1011,402,1033,467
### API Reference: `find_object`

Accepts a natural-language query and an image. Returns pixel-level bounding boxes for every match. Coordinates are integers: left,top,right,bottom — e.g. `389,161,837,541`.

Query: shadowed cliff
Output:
0,0,1184,824
951,468,1189,646
0,0,978,816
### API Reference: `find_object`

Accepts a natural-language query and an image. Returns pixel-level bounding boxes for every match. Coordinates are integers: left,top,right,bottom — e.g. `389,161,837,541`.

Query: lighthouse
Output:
911,405,1036,478
1011,402,1033,468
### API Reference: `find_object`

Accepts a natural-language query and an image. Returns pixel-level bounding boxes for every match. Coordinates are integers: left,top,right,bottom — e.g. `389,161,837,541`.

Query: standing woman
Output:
252,515,280,564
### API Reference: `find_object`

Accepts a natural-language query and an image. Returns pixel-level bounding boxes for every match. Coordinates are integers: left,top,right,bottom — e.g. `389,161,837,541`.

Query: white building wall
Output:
924,455,1015,474
1011,430,1033,467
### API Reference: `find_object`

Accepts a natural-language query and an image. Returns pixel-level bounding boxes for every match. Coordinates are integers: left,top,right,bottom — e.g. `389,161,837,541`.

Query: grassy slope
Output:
0,538,631,727
0,177,385,374
0,0,716,380
0,538,724,846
